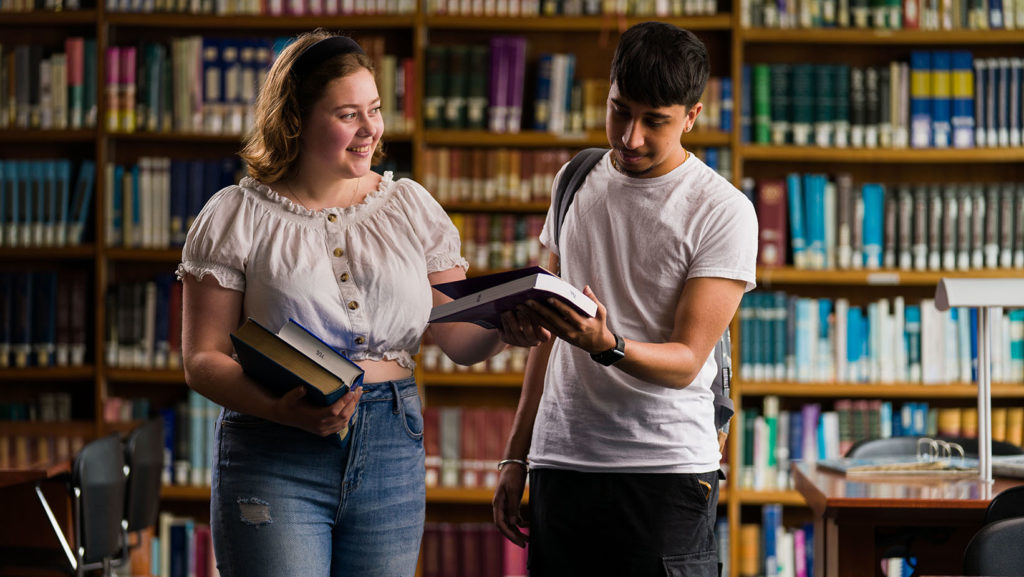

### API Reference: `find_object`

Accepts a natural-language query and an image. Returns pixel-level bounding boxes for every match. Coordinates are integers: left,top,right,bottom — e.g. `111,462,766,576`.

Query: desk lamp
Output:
935,277,1024,483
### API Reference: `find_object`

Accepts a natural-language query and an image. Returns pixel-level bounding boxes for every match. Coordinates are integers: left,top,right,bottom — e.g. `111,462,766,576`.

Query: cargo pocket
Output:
662,549,718,577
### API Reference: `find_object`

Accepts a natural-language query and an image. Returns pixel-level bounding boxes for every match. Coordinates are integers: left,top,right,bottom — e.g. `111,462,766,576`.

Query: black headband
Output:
290,36,365,83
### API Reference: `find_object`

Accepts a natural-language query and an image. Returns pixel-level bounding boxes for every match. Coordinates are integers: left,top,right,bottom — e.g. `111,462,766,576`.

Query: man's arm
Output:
522,276,746,389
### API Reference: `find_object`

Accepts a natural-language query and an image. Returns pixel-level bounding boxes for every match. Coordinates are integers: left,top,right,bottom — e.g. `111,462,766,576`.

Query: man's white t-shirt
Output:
529,151,758,474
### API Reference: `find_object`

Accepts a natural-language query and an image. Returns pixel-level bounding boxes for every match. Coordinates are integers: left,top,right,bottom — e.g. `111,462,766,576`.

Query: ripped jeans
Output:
210,377,425,577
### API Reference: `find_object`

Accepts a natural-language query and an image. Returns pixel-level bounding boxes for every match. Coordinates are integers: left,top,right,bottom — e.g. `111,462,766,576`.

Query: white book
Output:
835,298,849,383
430,266,596,329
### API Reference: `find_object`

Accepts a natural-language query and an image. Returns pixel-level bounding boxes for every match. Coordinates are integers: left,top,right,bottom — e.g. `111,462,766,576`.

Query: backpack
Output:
552,148,735,442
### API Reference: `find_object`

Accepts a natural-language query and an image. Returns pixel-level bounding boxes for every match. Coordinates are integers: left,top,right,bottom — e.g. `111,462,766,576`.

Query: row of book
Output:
424,147,571,205
92,35,411,136
0,392,73,422
424,406,515,490
0,38,97,130
742,0,1024,30
0,270,89,369
106,0,414,15
421,522,526,577
750,175,1024,271
105,157,239,249
104,275,183,371
743,54,1024,150
426,0,720,15
739,292,1024,385
421,337,530,374
739,508,815,577
737,398,1024,491
0,432,86,470
450,213,548,273
1,159,96,248
1,0,84,10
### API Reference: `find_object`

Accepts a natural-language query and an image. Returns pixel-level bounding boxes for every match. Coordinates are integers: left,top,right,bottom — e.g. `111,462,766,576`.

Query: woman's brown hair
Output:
240,29,385,182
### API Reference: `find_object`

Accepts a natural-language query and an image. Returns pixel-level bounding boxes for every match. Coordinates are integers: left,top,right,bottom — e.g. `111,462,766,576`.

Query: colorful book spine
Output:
951,51,975,148
910,50,932,148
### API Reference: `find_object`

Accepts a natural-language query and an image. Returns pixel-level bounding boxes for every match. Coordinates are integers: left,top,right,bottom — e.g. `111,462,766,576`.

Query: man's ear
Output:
683,102,703,133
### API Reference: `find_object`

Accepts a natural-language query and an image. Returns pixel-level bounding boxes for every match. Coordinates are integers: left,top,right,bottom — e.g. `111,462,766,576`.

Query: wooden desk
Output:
0,458,71,489
0,458,74,575
793,462,1024,577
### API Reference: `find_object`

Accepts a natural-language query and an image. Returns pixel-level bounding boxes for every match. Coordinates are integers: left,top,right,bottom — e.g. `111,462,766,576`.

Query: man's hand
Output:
523,285,615,354
492,465,529,547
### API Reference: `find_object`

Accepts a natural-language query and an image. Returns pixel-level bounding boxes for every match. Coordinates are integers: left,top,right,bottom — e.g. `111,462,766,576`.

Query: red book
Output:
424,406,441,488
502,529,528,577
422,523,442,577
460,523,483,577
755,179,789,267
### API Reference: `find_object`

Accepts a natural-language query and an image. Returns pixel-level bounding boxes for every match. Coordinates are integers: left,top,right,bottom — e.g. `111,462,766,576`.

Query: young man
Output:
492,22,758,577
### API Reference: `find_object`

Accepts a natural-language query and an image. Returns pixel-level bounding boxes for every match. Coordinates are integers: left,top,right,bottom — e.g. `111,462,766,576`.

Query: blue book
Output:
931,50,953,148
789,408,804,462
109,164,123,247
860,183,885,268
763,503,782,577
16,161,31,246
740,294,756,378
68,160,95,246
55,160,71,246
159,406,176,484
41,161,59,246
230,317,365,406
30,161,45,246
31,270,57,367
0,272,11,367
951,51,975,149
169,160,188,246
532,53,553,131
186,160,205,232
721,77,733,133
905,304,922,382
188,389,206,486
803,174,826,269
786,173,807,268
773,292,789,379
12,273,33,368
910,51,933,148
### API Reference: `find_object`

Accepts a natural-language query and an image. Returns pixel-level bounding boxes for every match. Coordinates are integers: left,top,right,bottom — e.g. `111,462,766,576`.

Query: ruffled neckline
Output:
242,173,394,217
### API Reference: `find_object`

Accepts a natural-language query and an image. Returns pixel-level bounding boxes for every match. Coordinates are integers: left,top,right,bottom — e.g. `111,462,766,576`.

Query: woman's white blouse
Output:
176,173,468,370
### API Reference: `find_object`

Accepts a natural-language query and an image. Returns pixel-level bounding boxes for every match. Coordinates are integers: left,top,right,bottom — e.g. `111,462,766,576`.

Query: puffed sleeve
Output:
394,178,469,274
175,185,255,292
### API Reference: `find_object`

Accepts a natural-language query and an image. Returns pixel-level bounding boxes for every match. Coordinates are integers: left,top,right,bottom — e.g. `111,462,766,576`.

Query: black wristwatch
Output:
590,334,625,366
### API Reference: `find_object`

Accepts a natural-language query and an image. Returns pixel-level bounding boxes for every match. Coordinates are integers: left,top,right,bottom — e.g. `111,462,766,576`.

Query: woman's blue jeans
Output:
210,377,425,577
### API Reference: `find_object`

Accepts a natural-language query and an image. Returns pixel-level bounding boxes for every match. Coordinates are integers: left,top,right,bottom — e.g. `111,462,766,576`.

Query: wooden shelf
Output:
105,13,416,29
739,382,1024,398
161,485,212,501
442,201,549,213
738,145,1024,163
424,129,730,147
0,420,95,436
105,247,184,262
741,27,1024,44
734,489,805,506
0,9,98,24
0,129,96,143
424,14,733,31
756,267,1024,286
421,372,525,387
105,368,185,385
0,366,95,382
0,245,97,260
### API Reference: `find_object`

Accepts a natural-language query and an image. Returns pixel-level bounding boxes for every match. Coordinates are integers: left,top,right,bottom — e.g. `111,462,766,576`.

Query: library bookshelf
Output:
2,3,1024,576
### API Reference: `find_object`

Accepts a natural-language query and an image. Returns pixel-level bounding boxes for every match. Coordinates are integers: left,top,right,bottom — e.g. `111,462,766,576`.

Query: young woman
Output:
178,30,505,577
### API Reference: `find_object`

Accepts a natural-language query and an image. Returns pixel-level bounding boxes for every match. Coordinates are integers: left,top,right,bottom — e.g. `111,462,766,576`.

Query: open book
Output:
230,317,365,406
429,266,597,329
817,456,980,477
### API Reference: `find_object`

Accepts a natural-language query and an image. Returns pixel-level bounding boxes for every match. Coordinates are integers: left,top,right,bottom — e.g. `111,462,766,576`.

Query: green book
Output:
423,44,448,130
443,45,468,130
753,64,772,145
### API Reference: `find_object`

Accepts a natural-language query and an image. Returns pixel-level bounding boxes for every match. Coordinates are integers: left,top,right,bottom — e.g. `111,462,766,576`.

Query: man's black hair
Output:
610,22,710,109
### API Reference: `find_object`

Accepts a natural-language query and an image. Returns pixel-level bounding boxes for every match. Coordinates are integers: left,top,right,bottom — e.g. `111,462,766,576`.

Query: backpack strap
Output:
552,148,608,253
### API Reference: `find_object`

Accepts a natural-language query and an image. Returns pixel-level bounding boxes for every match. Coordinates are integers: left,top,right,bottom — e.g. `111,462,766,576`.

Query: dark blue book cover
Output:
230,317,362,406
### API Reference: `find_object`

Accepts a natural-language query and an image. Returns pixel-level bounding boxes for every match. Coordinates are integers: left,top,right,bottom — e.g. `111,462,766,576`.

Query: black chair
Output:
963,517,1024,576
32,433,128,577
846,436,1024,459
115,417,165,565
984,484,1024,525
